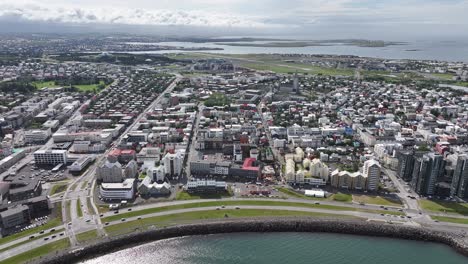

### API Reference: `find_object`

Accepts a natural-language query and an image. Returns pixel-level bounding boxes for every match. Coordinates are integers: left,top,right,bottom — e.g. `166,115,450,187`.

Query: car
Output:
434,220,439,223
235,206,240,210
137,217,142,220
380,213,385,216
68,222,72,226
86,219,91,223
128,208,132,212
407,216,412,219
105,222,110,226
314,202,320,205
121,218,126,222
216,207,221,210
52,235,56,238
39,230,45,234
100,214,104,217
50,228,56,232
60,233,64,236
44,237,49,241
29,236,35,239
221,205,225,208
380,205,385,208
114,210,119,214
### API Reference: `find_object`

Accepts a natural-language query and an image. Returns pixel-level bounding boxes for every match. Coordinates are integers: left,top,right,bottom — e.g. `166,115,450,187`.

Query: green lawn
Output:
32,80,60,89
65,200,71,221
102,200,402,222
73,81,106,92
429,73,454,80
431,216,468,225
176,191,231,200
49,184,67,196
87,197,96,215
276,188,352,203
353,195,402,207
104,209,361,236
77,199,83,218
76,230,98,243
419,200,468,216
0,239,70,264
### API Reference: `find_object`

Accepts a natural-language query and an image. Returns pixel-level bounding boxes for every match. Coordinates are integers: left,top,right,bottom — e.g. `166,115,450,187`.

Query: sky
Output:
0,0,467,39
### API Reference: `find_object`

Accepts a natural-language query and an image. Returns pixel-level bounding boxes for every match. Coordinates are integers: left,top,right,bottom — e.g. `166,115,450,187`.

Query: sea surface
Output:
128,39,468,62
81,232,468,264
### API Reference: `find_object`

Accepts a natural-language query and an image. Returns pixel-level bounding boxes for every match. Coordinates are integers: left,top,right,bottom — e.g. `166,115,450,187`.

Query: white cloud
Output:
0,0,467,31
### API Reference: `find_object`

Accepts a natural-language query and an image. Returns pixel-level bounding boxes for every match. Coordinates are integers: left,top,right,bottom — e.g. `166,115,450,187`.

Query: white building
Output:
33,149,67,165
24,129,52,144
100,178,135,200
363,159,381,191
69,156,94,173
97,161,123,183
162,150,184,177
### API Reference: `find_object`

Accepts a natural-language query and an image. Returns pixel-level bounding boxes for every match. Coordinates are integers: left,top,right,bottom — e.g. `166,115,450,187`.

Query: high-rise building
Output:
363,159,381,191
450,154,468,198
162,151,184,177
396,150,415,181
97,161,123,183
411,153,445,196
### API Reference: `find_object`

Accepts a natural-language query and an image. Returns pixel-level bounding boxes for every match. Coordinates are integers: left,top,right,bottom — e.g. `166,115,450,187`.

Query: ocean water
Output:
81,232,468,264
129,39,468,62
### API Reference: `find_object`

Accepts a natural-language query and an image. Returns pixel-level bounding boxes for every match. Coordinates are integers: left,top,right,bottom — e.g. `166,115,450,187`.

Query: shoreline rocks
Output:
40,218,468,263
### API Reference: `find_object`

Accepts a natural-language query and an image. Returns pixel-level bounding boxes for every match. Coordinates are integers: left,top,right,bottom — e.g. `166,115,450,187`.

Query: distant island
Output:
214,39,407,48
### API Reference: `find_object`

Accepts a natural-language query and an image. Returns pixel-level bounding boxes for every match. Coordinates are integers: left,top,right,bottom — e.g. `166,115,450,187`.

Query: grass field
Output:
176,191,231,200
102,200,402,223
429,73,454,80
76,230,98,243
73,80,106,92
419,200,468,216
353,195,402,207
32,80,60,89
276,188,352,203
104,209,361,236
77,199,83,218
0,239,70,264
65,200,71,221
49,184,67,196
431,216,468,225
87,197,96,215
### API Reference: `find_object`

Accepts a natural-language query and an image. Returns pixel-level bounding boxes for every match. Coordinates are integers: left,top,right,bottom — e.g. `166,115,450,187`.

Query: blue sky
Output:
0,0,467,38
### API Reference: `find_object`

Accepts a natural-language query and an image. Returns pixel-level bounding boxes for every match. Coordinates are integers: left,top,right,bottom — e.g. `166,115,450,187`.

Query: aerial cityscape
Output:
0,0,468,263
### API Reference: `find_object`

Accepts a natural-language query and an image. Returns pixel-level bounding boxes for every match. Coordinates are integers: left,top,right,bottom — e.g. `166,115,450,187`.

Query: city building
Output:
411,153,445,196
0,205,30,229
363,160,381,191
33,149,68,165
99,178,136,200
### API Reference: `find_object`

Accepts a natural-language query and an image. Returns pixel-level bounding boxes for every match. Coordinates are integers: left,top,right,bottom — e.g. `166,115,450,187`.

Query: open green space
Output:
102,200,402,223
32,80,60,89
87,197,96,215
77,199,83,218
353,195,402,207
0,239,70,264
49,184,67,196
430,216,468,225
104,209,361,236
419,200,468,216
176,191,232,200
65,200,71,221
76,230,98,243
73,80,107,92
429,73,454,80
276,188,352,203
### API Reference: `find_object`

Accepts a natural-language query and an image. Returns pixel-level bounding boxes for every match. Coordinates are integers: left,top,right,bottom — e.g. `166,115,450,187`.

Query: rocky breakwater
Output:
42,218,468,263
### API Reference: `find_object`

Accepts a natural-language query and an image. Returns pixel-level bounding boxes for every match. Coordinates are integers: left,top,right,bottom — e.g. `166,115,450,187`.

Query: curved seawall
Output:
41,218,468,263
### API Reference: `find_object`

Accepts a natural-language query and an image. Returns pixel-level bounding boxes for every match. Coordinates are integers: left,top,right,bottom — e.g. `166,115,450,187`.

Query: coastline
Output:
40,217,468,263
